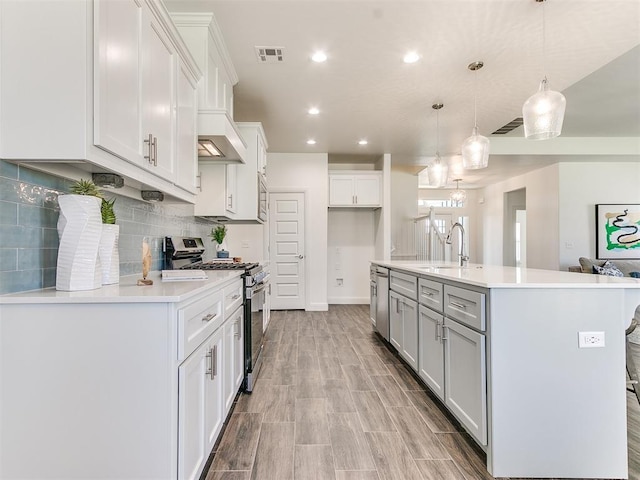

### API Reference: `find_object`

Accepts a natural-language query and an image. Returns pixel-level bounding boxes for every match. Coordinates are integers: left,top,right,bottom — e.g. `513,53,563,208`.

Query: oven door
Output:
245,280,267,392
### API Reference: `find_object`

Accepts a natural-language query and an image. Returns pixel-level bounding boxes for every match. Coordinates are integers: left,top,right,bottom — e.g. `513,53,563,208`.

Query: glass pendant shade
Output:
427,154,449,188
450,180,467,205
523,78,566,140
461,126,490,169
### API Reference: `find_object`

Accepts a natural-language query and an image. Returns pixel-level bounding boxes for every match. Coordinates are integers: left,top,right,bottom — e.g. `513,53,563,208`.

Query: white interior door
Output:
269,192,306,310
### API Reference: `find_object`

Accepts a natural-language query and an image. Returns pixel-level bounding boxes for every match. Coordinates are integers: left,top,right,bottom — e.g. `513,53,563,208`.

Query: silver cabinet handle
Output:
422,288,434,297
205,348,214,379
202,313,217,323
234,319,241,338
355,195,358,204
228,194,233,208
212,345,217,378
152,136,158,166
144,134,153,164
231,294,241,300
450,301,466,309
441,325,449,341
435,319,441,341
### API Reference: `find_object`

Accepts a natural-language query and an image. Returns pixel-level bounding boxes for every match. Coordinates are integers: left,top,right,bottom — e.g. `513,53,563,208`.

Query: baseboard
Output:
327,297,369,305
307,302,329,311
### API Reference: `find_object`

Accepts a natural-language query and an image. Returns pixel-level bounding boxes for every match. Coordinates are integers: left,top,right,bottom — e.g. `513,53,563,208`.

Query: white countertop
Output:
373,261,640,289
0,270,243,304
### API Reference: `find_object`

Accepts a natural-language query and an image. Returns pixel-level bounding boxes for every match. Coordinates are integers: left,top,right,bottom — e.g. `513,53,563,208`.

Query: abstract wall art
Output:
596,204,640,259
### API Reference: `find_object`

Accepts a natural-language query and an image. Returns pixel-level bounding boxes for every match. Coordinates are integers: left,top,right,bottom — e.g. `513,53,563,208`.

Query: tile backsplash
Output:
0,161,219,295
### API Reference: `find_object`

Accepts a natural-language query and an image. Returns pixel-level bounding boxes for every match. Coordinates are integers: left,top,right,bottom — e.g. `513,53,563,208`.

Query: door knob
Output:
298,254,304,259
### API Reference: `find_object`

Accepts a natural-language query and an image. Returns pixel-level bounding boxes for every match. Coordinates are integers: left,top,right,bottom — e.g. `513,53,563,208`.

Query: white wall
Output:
327,209,375,304
390,168,418,258
558,162,640,271
267,152,329,311
220,224,265,262
478,164,560,270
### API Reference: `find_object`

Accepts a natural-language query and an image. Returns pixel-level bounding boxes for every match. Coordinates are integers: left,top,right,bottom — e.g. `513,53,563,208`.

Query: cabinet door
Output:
226,164,237,214
223,317,236,414
389,291,403,352
354,175,381,206
178,340,208,480
94,0,144,164
370,281,377,328
443,319,487,446
329,176,354,206
175,59,198,193
204,329,224,454
232,308,245,391
141,9,175,181
418,305,445,400
400,296,418,371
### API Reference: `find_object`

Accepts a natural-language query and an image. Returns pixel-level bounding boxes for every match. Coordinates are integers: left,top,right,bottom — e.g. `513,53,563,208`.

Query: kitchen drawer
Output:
444,285,485,331
418,278,443,312
223,279,243,319
390,270,417,300
178,289,224,362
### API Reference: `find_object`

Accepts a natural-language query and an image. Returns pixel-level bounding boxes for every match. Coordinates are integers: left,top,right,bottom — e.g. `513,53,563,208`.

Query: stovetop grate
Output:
180,262,259,271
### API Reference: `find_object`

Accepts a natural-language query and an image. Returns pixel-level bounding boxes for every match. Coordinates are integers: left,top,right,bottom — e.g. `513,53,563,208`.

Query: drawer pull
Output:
450,301,466,309
230,294,241,300
202,313,217,323
234,319,241,338
422,289,434,297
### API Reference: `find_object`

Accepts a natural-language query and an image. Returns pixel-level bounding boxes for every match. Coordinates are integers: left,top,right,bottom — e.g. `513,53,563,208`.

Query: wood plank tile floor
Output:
204,305,640,480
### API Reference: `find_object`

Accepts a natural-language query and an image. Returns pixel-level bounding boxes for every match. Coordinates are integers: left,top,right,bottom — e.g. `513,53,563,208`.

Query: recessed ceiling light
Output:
311,51,327,63
358,139,368,145
306,139,316,145
308,107,320,115
403,51,420,64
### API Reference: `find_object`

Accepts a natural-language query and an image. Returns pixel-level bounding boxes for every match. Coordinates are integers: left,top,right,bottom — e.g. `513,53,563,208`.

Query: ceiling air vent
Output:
255,46,285,63
492,117,524,135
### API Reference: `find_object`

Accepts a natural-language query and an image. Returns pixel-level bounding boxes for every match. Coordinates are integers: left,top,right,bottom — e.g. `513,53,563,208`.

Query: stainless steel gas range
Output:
164,236,269,392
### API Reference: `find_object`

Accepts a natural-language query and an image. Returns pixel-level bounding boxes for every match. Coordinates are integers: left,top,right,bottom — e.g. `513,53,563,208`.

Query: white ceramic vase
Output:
99,224,120,285
56,195,103,291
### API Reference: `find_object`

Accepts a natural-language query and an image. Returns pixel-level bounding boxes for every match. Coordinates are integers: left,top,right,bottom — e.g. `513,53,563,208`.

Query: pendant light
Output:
450,179,467,206
427,103,448,188
461,61,490,170
522,0,566,140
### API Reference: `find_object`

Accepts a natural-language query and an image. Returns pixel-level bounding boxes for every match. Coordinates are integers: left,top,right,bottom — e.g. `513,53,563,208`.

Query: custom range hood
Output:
198,110,247,164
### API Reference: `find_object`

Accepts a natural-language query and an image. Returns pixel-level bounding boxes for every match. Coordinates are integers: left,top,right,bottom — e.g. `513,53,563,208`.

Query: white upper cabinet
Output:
0,0,201,203
175,60,199,194
329,171,382,207
170,13,237,115
93,0,144,164
95,0,177,182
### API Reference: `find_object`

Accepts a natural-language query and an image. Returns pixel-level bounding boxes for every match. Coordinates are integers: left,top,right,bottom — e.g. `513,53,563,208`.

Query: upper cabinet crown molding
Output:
170,12,239,86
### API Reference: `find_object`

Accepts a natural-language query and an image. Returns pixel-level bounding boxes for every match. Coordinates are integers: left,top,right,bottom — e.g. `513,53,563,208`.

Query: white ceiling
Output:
165,0,640,188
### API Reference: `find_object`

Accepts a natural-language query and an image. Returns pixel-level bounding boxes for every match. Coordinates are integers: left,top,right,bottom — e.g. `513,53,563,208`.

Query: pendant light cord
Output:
542,0,547,80
473,70,478,128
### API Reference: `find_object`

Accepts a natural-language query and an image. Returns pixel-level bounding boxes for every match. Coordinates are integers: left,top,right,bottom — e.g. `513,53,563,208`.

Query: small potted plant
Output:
56,179,104,291
210,225,229,258
99,197,120,285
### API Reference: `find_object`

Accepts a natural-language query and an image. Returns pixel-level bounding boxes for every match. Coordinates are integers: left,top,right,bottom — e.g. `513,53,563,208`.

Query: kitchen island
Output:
372,260,640,479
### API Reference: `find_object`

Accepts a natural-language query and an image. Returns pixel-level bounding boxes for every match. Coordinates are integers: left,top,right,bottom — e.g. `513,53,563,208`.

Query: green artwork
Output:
605,208,640,251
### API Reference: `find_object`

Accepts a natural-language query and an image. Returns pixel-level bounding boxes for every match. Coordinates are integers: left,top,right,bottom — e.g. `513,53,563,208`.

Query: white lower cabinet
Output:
223,305,244,413
418,305,445,401
443,318,487,445
392,268,488,447
389,290,418,371
179,327,223,480
0,275,244,480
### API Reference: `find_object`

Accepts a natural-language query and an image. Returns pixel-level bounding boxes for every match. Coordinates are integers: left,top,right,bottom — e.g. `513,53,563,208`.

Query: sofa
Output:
570,257,640,277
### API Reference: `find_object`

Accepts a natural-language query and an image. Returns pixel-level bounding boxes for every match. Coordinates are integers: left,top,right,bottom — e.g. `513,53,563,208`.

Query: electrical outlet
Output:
241,241,249,248
336,278,343,286
578,331,605,348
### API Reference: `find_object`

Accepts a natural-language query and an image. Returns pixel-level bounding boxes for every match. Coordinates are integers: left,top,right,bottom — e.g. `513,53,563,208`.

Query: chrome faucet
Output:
446,222,469,267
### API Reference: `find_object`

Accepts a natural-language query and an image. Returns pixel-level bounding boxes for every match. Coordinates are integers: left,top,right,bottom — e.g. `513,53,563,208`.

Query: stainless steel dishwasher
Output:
370,265,389,341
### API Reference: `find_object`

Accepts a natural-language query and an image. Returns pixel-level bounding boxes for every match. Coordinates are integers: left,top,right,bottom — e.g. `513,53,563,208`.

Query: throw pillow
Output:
630,272,640,279
592,261,624,277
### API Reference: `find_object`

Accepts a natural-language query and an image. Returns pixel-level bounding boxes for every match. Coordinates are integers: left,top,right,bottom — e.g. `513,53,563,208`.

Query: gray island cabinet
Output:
374,261,640,479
